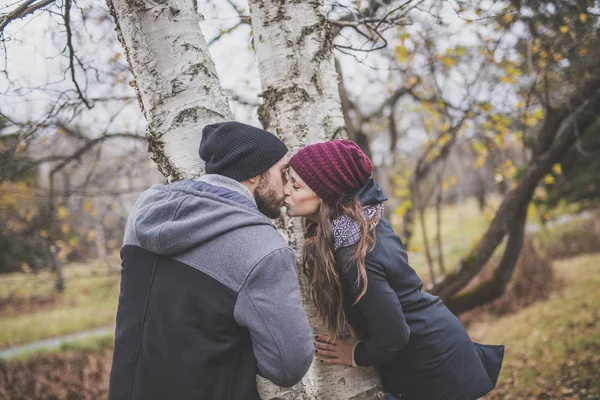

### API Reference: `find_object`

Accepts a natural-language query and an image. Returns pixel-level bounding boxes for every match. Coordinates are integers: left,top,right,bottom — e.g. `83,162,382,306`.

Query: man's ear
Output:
246,175,259,185
240,174,260,193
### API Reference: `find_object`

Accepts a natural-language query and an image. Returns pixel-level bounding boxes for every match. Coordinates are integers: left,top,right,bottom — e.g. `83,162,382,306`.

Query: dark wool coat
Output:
336,179,504,400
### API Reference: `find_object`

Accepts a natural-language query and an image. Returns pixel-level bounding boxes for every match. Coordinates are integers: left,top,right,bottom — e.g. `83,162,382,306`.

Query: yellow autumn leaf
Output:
474,155,486,169
438,133,451,146
579,48,588,57
528,202,538,216
57,127,66,135
553,53,563,62
503,14,514,24
87,230,97,241
39,230,48,238
83,199,93,212
61,224,70,234
455,47,466,56
533,109,544,119
552,164,562,175
395,45,408,63
472,142,486,154
500,76,516,84
405,76,418,88
440,122,450,132
525,117,538,127
57,206,69,220
579,13,587,23
506,65,522,77
442,56,456,68
15,288,24,298
400,32,410,42
394,200,413,217
68,238,78,247
544,174,555,184
560,25,569,33
479,102,492,112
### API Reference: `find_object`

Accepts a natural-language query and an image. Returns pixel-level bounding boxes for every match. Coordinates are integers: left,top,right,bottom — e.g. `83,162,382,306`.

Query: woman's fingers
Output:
319,357,342,365
314,341,337,351
314,334,336,344
315,348,337,357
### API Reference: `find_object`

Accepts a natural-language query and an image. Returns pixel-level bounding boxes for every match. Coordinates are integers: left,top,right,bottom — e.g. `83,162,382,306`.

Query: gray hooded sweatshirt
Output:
108,175,313,400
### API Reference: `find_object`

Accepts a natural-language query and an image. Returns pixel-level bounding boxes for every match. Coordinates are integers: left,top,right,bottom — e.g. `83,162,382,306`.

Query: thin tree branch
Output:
63,0,91,109
0,0,55,34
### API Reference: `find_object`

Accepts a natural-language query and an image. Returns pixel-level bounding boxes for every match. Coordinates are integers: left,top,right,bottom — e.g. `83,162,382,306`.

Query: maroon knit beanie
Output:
289,140,373,206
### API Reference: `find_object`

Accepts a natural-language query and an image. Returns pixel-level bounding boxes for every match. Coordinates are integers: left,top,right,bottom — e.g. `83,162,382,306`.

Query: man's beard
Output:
254,174,284,219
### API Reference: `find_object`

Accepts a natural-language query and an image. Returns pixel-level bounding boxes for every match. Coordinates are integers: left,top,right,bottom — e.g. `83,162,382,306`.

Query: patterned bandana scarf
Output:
332,203,384,252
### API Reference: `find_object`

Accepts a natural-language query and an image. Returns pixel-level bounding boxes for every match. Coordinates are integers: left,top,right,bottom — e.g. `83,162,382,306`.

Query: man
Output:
109,122,313,400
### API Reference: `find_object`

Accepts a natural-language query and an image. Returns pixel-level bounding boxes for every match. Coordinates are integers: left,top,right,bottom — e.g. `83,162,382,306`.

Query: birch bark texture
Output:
106,0,232,182
248,0,381,398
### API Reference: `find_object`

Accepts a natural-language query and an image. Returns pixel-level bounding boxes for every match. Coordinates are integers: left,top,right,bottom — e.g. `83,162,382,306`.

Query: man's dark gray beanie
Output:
199,121,288,182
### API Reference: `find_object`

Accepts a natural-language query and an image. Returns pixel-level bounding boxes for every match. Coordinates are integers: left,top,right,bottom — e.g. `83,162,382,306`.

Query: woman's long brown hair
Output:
302,195,379,338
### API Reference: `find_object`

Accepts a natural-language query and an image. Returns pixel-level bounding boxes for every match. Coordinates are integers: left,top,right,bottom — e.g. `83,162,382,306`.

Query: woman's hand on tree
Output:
314,323,360,366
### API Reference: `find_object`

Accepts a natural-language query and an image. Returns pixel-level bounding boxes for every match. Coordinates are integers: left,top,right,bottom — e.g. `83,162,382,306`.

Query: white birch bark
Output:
248,1,382,398
106,0,232,181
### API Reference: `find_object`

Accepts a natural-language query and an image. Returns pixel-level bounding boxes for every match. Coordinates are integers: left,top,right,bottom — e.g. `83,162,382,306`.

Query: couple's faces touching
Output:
249,156,289,219
245,155,321,220
283,167,321,221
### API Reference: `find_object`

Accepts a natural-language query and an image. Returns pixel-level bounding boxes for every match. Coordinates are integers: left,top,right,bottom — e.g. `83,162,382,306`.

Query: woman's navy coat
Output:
335,179,504,400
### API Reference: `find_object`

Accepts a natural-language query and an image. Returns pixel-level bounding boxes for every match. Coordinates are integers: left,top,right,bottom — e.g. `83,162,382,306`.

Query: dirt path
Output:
0,325,114,360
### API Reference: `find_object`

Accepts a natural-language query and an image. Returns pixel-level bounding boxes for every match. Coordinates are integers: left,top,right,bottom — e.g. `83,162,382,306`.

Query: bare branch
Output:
208,16,250,47
0,0,55,34
63,0,91,109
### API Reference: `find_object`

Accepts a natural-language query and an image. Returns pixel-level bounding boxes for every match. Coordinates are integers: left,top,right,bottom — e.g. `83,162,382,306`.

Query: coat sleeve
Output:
337,247,411,367
234,247,314,387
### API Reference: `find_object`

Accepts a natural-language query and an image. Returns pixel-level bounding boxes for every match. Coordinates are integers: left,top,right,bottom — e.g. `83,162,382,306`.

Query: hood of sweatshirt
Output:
124,177,275,256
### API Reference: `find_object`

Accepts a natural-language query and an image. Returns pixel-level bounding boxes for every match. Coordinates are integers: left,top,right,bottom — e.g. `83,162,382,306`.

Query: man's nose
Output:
283,182,291,197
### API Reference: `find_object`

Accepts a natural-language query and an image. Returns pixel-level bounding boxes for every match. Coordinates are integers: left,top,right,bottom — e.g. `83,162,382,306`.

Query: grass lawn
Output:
474,253,600,399
0,260,120,347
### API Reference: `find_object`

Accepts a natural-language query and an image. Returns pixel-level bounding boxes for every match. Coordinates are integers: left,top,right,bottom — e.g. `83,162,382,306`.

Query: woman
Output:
284,140,504,400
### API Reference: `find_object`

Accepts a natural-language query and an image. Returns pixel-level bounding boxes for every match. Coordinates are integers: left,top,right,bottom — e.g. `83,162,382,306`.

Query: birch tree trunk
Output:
106,0,232,181
248,1,381,398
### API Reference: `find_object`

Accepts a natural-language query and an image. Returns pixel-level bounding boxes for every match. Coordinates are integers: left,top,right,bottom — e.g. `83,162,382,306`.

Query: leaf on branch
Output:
395,45,408,63
552,164,562,175
442,56,456,68
473,155,486,169
87,230,96,241
57,206,69,220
